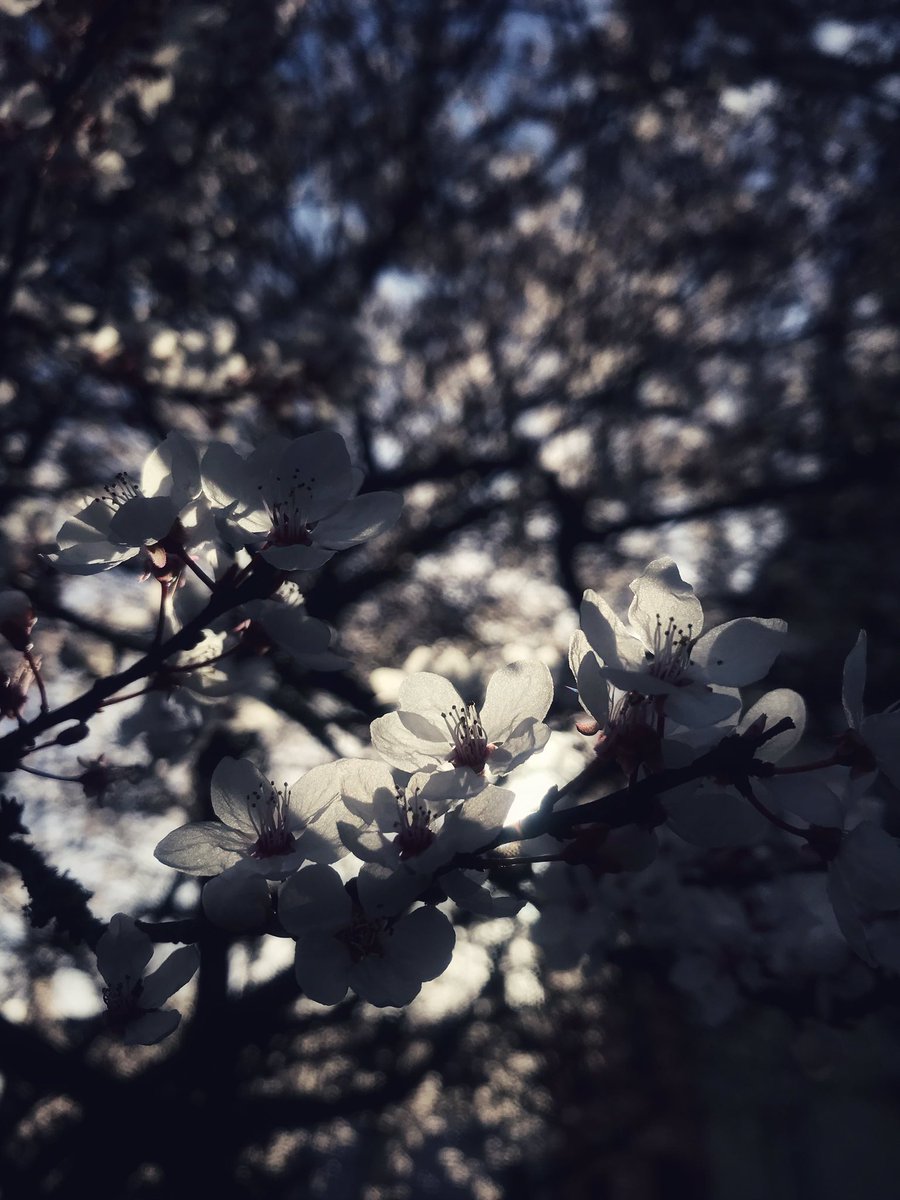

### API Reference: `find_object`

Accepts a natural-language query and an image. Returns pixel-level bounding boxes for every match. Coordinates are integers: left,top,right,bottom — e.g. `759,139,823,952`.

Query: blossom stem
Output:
20,764,83,783
177,551,216,591
153,581,171,646
24,650,48,713
772,755,840,775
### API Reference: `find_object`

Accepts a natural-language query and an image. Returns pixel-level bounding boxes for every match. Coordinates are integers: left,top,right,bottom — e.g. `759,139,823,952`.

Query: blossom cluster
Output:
4,429,900,1043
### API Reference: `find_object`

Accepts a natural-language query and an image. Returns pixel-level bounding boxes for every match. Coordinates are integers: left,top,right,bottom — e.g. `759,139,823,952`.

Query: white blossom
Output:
200,429,402,570
279,863,455,1007
53,432,207,574
154,756,353,881
337,758,514,875
574,557,786,730
370,661,553,777
96,914,199,1045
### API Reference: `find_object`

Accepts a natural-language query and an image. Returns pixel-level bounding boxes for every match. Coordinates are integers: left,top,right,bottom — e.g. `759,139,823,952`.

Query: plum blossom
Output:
279,863,455,1007
201,429,402,570
369,661,553,777
154,756,353,881
53,432,207,575
838,630,900,789
96,914,199,1045
573,557,786,730
337,759,515,875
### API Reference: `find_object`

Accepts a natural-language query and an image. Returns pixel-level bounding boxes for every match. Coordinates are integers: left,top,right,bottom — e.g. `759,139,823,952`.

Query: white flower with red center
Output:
369,661,553,778
154,756,353,881
573,557,787,729
336,759,515,874
96,913,199,1045
278,863,455,1007
52,432,207,574
201,429,402,570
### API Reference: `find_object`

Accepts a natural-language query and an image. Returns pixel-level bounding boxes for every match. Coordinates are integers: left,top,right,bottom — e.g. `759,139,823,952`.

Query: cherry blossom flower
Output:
574,557,786,729
369,661,553,777
838,630,900,789
53,432,207,574
201,429,402,570
96,914,199,1045
154,756,353,881
279,864,455,1007
336,759,515,875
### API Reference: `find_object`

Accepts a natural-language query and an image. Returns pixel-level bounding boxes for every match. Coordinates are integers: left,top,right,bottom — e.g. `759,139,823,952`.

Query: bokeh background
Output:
2,0,900,1196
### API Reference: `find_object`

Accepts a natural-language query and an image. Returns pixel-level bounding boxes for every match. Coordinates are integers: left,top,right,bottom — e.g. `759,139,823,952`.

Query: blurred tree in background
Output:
2,0,900,1197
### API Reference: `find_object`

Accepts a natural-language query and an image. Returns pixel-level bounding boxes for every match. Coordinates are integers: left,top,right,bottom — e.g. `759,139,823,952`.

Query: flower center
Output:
265,472,318,547
646,613,693,684
337,909,388,962
246,781,297,858
100,471,142,510
443,703,495,772
102,976,144,1031
393,787,436,859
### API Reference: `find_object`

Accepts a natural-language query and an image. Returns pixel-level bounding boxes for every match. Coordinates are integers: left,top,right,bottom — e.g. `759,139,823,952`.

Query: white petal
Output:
273,432,354,521
580,589,644,669
294,932,351,1004
96,913,153,987
313,491,403,548
278,864,351,935
140,944,200,1008
210,757,269,834
357,862,423,917
56,499,114,544
842,630,867,730
349,958,421,1008
599,665,675,695
202,867,272,931
339,758,398,823
691,618,787,687
479,661,553,741
123,1009,181,1045
442,869,524,916
738,689,806,761
627,557,704,644
665,685,741,729
153,822,247,875
370,712,448,773
260,543,337,570
397,672,466,725
389,905,455,981
142,432,200,502
108,496,178,545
